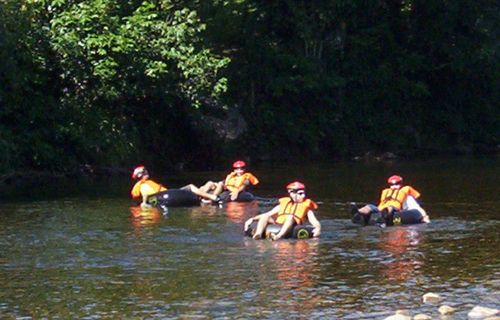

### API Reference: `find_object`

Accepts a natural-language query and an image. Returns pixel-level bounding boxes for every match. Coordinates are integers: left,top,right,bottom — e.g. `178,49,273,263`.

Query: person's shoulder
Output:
278,197,292,206
380,187,390,193
132,180,142,186
306,199,318,209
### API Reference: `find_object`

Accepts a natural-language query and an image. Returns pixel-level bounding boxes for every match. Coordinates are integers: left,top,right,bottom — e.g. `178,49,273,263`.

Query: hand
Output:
244,218,253,231
230,191,238,201
140,202,152,210
312,227,321,237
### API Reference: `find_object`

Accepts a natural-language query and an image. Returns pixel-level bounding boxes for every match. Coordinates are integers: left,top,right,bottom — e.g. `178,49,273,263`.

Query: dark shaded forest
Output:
1,0,498,175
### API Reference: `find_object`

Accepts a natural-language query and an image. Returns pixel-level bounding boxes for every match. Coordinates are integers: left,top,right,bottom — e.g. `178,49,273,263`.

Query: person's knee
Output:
361,204,378,214
358,206,371,214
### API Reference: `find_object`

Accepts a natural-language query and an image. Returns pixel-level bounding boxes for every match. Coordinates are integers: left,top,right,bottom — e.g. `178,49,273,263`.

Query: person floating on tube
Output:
244,181,321,240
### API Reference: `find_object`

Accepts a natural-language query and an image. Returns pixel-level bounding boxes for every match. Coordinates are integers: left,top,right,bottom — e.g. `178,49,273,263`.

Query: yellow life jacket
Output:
275,197,318,225
378,185,420,210
224,172,259,193
131,179,167,199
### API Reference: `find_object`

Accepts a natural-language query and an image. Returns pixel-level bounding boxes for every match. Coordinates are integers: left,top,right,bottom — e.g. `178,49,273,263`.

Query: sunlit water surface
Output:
0,158,498,319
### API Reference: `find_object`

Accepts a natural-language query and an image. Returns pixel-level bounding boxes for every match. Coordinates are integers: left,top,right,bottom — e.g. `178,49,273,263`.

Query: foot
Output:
270,233,280,241
214,196,224,206
140,202,152,210
351,207,364,224
351,206,360,216
159,205,169,214
252,233,262,240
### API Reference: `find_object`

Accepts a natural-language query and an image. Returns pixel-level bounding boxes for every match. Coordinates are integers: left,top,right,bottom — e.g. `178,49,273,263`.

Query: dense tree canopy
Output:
0,0,498,174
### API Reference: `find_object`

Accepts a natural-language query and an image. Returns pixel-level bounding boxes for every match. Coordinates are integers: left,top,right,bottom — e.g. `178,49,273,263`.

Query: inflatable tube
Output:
218,191,255,202
352,209,424,226
391,210,423,225
147,189,200,208
245,221,314,239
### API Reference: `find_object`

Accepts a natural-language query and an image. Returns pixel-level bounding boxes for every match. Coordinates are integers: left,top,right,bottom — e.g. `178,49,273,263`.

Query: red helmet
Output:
132,166,148,179
232,160,246,168
387,175,403,185
286,181,305,190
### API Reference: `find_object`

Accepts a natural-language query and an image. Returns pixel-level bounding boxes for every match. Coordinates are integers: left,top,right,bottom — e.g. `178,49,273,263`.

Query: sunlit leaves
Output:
49,0,229,106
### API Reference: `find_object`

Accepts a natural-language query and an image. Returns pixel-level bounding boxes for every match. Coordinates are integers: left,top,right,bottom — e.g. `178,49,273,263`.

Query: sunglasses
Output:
288,189,306,196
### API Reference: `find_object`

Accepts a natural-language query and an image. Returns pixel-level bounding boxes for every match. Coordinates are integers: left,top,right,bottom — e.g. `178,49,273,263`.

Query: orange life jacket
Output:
130,179,167,199
275,197,318,225
378,185,420,210
224,172,259,193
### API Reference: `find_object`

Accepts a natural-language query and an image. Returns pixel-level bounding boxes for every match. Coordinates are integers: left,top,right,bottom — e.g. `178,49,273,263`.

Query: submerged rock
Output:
413,314,431,320
384,314,411,320
422,292,443,303
396,310,410,316
468,306,499,319
439,305,456,315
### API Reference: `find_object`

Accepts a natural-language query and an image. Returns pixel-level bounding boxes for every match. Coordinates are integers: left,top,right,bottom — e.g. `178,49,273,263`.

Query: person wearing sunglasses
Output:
244,181,321,240
353,175,430,224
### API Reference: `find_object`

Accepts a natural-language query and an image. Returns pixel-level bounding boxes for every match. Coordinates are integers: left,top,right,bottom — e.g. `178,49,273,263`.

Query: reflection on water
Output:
225,201,260,223
129,206,163,230
378,227,425,283
273,240,320,290
0,158,499,318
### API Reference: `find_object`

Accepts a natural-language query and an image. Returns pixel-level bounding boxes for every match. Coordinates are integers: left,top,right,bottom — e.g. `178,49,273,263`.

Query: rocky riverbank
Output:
383,293,499,320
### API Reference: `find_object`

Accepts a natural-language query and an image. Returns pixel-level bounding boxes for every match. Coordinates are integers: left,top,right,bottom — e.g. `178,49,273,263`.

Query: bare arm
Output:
140,194,151,209
307,210,321,237
244,205,280,231
229,177,250,200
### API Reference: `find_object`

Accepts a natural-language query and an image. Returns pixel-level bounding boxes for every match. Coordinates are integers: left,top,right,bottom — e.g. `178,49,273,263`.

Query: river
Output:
0,157,498,319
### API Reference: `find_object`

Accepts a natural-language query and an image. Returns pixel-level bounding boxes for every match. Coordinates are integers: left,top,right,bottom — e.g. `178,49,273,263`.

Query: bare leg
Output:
271,215,295,240
212,181,224,196
182,184,218,201
352,205,376,226
421,210,430,223
358,205,373,215
252,215,273,239
199,181,218,194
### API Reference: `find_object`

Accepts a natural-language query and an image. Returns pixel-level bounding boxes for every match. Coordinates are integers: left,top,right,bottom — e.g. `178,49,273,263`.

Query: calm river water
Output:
0,157,499,319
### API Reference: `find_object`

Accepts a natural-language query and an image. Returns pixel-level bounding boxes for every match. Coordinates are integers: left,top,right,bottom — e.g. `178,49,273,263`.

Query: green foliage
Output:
201,0,498,159
48,0,229,105
0,0,498,175
1,0,229,173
